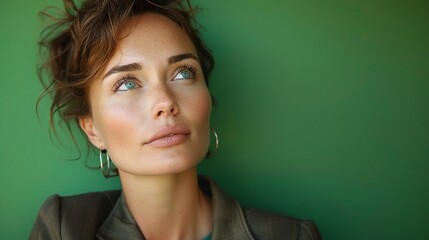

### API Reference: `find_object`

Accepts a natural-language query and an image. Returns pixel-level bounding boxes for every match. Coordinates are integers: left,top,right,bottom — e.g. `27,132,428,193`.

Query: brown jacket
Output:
30,177,321,240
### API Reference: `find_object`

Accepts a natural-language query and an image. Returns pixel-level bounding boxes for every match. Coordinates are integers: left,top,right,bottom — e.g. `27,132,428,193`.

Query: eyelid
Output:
112,75,141,92
173,63,198,80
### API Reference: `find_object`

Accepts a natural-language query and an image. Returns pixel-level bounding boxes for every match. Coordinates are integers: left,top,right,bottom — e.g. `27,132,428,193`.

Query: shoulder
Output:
201,176,321,240
30,190,121,240
58,190,120,214
243,208,321,240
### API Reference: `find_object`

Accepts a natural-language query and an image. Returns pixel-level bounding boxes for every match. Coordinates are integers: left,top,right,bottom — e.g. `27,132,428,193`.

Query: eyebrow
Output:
103,62,142,80
168,53,199,64
103,53,199,80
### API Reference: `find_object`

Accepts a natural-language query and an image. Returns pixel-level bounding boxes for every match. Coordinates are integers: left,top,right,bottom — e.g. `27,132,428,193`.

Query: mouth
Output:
144,126,190,147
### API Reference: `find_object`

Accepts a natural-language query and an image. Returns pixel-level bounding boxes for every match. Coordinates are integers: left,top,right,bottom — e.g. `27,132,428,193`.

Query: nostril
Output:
155,104,178,118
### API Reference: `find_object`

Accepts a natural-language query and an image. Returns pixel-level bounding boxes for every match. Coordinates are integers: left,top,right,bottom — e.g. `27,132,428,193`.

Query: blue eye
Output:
174,65,198,80
114,77,141,92
125,81,136,89
175,70,193,80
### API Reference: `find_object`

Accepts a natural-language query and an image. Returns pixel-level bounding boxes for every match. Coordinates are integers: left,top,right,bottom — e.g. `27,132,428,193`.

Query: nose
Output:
152,85,179,118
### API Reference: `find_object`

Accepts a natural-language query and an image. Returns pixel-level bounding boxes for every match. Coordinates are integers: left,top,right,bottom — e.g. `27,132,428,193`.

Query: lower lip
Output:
145,134,189,147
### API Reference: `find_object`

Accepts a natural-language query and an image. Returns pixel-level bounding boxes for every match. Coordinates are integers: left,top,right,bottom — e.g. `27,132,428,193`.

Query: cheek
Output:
189,89,212,153
189,88,212,125
92,101,144,149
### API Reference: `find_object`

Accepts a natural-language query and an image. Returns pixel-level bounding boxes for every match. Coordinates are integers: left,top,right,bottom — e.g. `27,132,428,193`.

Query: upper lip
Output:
144,126,190,144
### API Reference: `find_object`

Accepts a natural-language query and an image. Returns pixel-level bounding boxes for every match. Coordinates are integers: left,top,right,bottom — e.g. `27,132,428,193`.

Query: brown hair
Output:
38,0,215,146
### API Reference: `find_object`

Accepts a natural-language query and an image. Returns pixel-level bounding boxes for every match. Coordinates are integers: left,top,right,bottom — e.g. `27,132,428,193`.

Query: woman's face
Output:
80,13,212,176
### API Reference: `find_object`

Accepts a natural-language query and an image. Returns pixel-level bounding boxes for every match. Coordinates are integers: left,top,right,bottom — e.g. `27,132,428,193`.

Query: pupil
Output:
126,82,135,88
182,71,190,78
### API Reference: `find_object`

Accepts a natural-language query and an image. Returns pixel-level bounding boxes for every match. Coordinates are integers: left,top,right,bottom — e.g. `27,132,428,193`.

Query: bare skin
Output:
121,168,212,239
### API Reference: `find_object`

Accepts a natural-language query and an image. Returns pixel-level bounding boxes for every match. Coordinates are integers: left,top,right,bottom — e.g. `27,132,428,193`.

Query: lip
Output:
144,126,191,147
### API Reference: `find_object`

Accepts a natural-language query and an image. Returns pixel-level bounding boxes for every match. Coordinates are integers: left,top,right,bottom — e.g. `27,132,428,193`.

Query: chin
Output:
118,154,204,176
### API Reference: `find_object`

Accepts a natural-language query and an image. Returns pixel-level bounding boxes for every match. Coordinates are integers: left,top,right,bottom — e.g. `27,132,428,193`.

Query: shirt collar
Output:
96,176,254,240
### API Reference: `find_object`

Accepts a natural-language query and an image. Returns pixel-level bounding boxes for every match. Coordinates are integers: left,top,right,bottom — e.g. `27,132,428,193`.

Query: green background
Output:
1,0,428,239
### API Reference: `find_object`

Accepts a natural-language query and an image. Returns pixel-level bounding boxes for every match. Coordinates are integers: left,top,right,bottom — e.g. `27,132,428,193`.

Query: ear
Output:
79,116,104,149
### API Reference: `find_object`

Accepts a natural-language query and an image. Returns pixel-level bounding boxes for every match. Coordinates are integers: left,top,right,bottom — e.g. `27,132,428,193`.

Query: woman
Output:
30,0,321,239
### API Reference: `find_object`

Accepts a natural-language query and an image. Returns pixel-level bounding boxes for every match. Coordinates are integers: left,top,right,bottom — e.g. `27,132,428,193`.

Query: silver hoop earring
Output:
206,129,219,158
213,129,219,152
99,149,116,178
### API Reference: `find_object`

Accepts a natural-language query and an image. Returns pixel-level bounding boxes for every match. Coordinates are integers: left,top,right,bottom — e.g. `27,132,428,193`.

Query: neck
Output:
119,168,213,240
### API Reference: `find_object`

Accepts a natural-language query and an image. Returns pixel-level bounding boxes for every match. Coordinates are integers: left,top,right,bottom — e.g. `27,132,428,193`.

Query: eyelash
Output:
111,64,199,92
112,74,138,92
175,64,198,80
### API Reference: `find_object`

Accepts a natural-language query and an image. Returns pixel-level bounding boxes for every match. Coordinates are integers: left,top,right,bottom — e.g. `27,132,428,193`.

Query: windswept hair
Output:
37,0,214,146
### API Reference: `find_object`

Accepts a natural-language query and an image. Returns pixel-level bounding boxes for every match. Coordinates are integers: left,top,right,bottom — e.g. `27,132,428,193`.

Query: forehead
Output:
103,13,197,72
